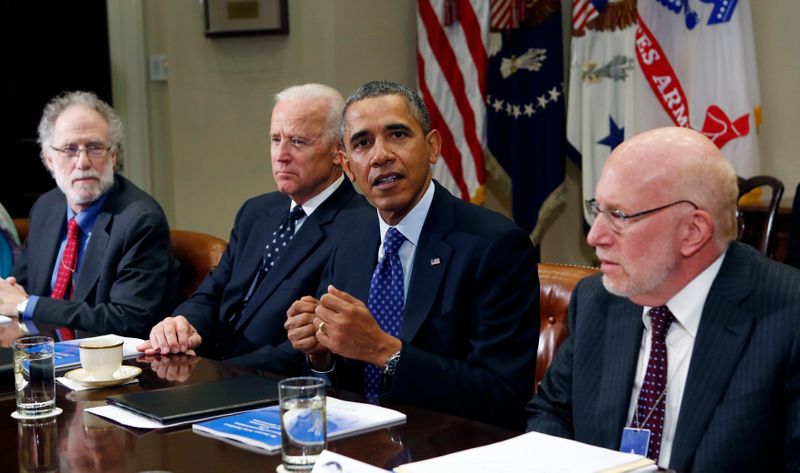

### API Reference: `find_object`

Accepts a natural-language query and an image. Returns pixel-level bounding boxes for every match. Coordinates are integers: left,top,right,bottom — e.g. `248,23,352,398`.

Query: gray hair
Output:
341,81,431,139
275,84,344,146
37,91,124,172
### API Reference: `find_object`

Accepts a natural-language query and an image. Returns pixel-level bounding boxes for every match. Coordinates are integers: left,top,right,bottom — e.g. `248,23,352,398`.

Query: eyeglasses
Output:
49,143,112,160
584,198,699,232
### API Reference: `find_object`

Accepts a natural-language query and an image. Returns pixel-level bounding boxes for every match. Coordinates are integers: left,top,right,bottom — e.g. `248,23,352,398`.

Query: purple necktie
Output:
633,305,675,462
365,227,405,403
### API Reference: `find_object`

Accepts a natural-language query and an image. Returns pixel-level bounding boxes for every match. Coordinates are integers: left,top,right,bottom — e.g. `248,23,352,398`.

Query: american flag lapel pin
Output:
430,257,441,266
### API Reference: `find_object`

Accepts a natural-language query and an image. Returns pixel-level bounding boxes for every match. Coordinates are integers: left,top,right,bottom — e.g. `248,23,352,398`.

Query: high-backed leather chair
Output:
12,218,28,242
170,230,227,301
536,262,599,392
12,218,227,301
737,175,784,256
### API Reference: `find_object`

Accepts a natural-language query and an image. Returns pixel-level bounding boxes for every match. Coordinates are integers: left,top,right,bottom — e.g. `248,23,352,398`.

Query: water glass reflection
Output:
17,418,58,473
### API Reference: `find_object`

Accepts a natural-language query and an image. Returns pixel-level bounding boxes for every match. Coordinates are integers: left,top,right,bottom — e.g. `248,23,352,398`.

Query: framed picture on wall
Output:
203,0,288,37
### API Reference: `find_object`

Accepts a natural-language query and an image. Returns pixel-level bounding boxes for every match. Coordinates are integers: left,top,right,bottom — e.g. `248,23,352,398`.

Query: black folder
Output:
106,374,280,424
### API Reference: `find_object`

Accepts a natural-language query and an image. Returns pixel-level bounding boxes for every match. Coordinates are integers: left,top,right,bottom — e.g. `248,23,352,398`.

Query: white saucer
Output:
11,407,63,420
64,365,142,387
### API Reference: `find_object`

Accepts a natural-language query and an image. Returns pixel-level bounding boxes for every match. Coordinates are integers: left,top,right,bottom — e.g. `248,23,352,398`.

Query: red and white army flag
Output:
633,0,761,177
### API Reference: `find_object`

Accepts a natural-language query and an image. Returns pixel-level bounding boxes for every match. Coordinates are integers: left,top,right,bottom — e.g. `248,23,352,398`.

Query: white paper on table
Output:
312,450,391,473
56,376,138,391
59,335,145,358
393,432,656,473
85,404,169,429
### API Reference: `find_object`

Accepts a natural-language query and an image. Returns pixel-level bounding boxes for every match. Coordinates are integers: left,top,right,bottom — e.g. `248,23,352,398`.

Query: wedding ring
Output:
317,321,326,335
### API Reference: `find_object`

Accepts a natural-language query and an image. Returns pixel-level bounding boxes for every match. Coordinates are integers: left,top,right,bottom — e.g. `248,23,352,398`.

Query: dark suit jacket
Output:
177,179,372,375
14,175,179,338
322,181,539,430
527,242,800,472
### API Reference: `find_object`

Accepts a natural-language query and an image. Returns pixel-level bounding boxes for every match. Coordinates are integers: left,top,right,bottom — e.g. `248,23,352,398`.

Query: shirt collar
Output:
66,192,109,235
377,180,435,249
643,252,726,338
291,174,344,216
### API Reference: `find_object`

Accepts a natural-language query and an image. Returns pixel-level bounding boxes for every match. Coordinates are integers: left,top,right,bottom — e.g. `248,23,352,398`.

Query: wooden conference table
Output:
0,324,517,472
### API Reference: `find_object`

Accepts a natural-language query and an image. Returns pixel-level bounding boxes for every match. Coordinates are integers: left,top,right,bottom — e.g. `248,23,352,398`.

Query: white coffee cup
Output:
79,339,123,380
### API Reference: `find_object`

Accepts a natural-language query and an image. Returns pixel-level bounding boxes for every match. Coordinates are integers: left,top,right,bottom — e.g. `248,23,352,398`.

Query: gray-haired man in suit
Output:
527,126,800,472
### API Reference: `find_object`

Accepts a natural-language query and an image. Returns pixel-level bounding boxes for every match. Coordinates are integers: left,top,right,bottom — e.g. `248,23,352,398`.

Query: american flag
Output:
572,0,607,33
417,0,489,202
490,0,527,30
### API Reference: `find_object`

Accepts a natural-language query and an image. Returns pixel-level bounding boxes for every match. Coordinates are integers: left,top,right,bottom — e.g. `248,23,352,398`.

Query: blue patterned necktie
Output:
240,205,306,312
633,305,675,462
364,227,406,403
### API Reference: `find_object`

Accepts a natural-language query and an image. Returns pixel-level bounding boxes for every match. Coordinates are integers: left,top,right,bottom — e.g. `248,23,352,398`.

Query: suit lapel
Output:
347,222,380,302
669,244,755,470
72,206,112,302
400,185,453,341
225,200,290,331
596,298,644,447
233,181,356,334
29,203,66,296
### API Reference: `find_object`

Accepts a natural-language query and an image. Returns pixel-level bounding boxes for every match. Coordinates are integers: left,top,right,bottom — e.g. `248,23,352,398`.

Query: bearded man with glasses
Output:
0,91,179,338
526,127,800,472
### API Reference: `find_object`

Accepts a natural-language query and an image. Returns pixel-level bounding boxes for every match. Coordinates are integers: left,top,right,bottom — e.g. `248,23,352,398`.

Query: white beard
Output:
53,165,115,208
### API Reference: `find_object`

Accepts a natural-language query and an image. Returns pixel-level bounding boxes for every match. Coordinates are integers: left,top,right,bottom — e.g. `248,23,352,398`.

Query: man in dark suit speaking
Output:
526,127,800,471
139,84,371,375
286,81,539,430
0,91,178,338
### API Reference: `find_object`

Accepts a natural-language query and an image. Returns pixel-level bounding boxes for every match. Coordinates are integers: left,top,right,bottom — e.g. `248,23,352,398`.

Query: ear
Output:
680,210,715,257
339,149,355,182
425,129,441,165
331,143,342,167
109,151,118,170
42,149,55,173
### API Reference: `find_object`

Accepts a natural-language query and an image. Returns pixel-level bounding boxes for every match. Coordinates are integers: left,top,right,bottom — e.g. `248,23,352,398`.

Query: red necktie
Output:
50,217,79,340
632,305,675,462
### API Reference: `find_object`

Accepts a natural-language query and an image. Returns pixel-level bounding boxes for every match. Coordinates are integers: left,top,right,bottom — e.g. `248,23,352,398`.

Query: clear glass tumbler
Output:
279,376,327,471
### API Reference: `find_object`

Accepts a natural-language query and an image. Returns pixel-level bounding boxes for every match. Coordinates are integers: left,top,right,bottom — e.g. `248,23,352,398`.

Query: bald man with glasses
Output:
0,91,178,338
526,127,800,472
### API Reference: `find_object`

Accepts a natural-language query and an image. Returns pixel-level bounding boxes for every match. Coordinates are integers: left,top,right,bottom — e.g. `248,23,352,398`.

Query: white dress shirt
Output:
289,174,344,234
626,253,725,467
376,180,435,301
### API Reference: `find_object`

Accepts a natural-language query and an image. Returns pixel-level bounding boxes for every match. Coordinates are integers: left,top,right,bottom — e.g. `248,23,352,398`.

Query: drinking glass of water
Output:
279,377,326,471
13,336,56,419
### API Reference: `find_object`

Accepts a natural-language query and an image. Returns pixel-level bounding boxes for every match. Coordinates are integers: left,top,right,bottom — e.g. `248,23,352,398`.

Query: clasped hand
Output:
285,285,401,370
137,315,202,355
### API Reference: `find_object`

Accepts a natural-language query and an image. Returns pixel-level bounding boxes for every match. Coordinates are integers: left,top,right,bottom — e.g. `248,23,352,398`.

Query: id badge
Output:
620,427,650,456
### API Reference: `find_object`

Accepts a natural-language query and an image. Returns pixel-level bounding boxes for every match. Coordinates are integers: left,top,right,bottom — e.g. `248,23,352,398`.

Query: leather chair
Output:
11,218,227,301
170,230,227,300
536,262,599,392
737,175,784,255
12,218,28,242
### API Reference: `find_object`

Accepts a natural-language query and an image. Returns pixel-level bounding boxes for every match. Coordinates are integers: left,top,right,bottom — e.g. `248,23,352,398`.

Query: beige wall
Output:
141,0,416,238
132,0,799,263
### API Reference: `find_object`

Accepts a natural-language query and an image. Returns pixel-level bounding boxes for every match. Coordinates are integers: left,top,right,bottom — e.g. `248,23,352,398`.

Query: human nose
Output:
586,214,612,248
369,138,393,167
74,149,92,169
272,139,291,162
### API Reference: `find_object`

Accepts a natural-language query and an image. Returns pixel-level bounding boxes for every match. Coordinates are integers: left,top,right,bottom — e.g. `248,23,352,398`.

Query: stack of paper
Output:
393,432,656,473
192,397,407,454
